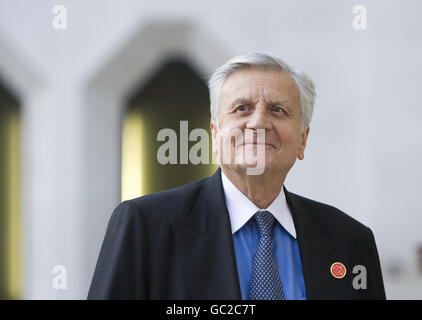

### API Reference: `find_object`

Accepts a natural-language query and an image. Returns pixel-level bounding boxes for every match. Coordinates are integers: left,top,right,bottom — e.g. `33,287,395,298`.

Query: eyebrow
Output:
229,97,290,109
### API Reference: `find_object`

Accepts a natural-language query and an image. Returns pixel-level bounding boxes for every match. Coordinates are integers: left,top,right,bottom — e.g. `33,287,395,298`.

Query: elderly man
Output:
88,53,386,300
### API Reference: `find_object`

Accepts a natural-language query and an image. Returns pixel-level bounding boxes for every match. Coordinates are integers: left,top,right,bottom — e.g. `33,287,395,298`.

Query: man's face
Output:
211,68,310,176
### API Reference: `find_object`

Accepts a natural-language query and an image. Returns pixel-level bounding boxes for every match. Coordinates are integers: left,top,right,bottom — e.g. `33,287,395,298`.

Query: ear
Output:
297,126,310,160
210,120,218,156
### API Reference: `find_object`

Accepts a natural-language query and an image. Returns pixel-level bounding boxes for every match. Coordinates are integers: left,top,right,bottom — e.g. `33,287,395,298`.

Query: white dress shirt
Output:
221,170,297,238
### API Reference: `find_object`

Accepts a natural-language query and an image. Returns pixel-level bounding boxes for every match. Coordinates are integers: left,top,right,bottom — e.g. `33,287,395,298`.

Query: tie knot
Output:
254,211,275,237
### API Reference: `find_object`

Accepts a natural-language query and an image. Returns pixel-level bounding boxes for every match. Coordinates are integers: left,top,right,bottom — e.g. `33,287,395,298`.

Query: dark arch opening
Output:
122,58,217,198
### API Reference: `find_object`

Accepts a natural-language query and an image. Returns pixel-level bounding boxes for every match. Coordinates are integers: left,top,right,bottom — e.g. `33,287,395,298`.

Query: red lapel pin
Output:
330,262,347,279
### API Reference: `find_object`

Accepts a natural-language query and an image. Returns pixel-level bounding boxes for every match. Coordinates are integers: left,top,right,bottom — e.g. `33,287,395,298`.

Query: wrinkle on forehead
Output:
219,69,300,110
228,87,288,106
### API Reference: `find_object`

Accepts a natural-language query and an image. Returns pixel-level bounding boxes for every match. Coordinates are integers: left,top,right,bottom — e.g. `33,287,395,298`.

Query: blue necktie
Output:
249,210,286,300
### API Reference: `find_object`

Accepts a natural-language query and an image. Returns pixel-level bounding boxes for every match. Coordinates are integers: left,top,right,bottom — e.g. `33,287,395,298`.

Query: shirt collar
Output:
221,170,297,239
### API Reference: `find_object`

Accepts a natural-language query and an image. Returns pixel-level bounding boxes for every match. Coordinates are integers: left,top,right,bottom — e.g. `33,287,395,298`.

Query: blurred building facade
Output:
0,0,421,299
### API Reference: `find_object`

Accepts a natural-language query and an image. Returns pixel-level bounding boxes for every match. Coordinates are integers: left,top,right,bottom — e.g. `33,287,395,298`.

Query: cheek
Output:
217,119,248,141
276,125,294,141
220,116,246,130
276,126,302,150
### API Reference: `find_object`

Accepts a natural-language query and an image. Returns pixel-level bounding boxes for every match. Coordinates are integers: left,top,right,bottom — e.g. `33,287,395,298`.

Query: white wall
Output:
0,0,420,299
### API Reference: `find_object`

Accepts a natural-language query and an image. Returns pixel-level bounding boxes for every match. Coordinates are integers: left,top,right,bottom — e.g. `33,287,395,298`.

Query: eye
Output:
236,105,249,112
272,106,287,114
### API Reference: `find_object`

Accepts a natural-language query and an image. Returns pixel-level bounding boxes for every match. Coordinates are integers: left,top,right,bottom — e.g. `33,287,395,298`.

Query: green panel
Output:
126,59,217,195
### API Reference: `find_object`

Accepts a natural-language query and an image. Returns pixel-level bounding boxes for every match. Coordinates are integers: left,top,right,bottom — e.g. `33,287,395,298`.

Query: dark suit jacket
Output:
88,168,386,300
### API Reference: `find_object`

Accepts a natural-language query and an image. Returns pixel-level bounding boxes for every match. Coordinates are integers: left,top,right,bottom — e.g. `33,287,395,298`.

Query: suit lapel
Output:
172,171,353,299
285,188,354,299
172,168,241,299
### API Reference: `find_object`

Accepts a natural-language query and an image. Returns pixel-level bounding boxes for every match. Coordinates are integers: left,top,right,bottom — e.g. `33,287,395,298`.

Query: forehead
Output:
219,68,299,105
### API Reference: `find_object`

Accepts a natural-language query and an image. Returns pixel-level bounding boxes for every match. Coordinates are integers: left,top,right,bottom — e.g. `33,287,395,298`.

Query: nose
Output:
246,105,272,130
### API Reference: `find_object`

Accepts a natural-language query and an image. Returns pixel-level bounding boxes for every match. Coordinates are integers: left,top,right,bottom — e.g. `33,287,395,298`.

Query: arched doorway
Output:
121,58,217,200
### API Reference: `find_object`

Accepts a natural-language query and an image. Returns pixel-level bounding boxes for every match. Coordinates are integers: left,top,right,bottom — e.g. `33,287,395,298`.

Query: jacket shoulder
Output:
113,176,209,224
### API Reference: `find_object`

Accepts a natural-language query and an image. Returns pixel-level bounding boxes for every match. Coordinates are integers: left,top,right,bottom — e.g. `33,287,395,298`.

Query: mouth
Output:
240,143,276,149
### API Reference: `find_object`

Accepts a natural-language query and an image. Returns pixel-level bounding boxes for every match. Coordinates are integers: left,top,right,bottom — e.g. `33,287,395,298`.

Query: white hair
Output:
208,52,316,130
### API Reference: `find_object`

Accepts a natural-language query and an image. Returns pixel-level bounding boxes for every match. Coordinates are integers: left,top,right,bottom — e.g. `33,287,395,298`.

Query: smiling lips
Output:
239,142,277,149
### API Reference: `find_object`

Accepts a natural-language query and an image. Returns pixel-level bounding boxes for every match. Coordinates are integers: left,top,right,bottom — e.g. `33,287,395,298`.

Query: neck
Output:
221,166,286,209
